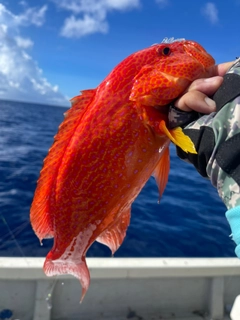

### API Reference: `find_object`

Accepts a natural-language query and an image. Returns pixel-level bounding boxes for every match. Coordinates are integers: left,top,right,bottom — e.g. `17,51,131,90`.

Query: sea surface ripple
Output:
0,100,235,258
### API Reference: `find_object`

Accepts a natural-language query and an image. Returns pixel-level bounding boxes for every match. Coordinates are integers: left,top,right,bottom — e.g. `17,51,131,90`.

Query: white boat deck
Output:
0,257,239,320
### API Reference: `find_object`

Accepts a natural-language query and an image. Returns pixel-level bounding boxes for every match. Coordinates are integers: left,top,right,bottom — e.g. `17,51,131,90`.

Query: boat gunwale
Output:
0,257,240,280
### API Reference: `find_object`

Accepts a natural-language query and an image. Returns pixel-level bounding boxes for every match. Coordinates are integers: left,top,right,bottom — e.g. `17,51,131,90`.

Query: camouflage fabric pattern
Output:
178,58,240,209
168,105,198,129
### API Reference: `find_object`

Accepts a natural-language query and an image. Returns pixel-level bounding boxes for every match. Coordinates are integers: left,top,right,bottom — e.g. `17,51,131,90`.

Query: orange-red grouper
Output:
30,38,215,300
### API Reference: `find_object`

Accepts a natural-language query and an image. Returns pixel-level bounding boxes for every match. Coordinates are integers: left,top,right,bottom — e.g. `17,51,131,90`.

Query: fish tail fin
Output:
43,253,90,302
159,120,197,154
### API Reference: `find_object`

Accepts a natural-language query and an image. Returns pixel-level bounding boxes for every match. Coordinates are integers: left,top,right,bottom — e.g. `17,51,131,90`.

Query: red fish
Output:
30,39,215,300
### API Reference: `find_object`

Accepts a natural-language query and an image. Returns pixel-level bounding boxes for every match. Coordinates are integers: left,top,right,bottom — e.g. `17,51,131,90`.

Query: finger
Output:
175,76,223,113
186,76,223,95
173,61,234,113
209,61,234,77
175,90,216,113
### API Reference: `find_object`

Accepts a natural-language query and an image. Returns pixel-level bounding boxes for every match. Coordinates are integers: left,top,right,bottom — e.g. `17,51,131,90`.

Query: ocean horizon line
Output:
0,98,70,109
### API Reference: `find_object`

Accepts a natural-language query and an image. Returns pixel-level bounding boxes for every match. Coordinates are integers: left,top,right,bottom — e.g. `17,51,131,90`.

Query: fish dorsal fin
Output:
96,208,131,255
69,89,96,110
153,144,170,198
30,89,96,241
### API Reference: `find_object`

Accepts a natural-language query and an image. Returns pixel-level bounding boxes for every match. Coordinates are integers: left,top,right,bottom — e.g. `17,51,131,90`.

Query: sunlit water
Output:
0,100,235,258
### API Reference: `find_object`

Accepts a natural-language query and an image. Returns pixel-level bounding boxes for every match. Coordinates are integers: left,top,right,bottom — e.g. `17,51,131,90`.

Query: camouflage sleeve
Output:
172,58,240,210
168,105,199,129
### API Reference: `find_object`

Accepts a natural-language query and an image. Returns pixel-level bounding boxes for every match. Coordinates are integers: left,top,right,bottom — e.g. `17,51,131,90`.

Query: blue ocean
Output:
0,100,235,258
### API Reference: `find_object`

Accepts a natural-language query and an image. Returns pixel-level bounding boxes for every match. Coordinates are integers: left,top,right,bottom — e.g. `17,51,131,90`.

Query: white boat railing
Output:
0,257,239,320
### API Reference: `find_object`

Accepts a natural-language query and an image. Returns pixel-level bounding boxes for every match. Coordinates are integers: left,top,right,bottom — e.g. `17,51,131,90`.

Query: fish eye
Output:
162,47,171,56
157,46,171,56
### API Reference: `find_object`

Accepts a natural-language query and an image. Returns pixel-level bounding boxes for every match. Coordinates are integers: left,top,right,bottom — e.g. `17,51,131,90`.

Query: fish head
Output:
129,39,215,106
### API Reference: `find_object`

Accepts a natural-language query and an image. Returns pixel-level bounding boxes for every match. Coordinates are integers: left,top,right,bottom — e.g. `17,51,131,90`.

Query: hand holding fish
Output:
172,61,234,113
171,58,240,259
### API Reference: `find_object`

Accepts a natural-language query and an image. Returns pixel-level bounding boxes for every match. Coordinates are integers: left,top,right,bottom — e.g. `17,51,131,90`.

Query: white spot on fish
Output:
59,224,97,263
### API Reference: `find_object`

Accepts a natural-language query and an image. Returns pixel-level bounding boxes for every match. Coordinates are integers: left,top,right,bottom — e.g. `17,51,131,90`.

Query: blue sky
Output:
0,0,239,106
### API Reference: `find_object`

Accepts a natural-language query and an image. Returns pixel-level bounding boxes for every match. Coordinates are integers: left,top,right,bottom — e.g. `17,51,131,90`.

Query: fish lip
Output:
183,41,202,57
183,41,215,70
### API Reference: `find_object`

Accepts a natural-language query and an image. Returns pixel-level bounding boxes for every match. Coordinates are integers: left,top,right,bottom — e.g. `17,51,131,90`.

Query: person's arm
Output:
169,58,240,257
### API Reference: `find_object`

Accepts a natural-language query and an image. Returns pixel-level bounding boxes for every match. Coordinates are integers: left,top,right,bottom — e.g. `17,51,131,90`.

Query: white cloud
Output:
202,2,219,24
155,0,169,7
15,5,47,26
61,14,108,38
0,5,69,106
52,0,140,38
0,3,47,28
15,36,33,48
53,0,140,14
19,1,28,7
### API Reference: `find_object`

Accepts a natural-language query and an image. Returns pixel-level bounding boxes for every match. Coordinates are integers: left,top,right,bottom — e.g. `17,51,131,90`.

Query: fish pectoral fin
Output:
153,145,170,199
96,208,131,255
159,120,197,154
44,254,90,302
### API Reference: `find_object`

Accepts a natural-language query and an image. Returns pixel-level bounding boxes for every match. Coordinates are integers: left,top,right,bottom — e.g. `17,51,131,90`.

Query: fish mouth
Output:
183,40,215,70
154,104,169,114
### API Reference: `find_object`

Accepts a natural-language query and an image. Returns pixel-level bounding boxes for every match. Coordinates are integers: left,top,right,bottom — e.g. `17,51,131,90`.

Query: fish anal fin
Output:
30,89,96,241
43,254,90,302
30,192,54,241
96,208,131,255
153,145,170,199
159,120,197,154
